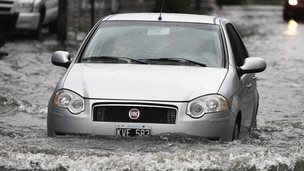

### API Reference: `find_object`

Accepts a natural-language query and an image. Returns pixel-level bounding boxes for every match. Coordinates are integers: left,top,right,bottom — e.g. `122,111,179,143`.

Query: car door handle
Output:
246,83,252,89
253,76,257,80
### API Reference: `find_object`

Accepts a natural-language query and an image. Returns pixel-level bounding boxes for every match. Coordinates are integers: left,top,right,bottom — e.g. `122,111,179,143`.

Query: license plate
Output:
116,128,151,137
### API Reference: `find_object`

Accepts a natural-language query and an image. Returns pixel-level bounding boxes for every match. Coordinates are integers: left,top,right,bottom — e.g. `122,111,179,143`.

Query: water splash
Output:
0,89,47,117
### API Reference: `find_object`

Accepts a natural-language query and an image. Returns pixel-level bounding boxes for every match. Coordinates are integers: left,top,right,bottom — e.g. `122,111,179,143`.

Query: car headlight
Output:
15,0,34,13
288,0,298,5
187,95,229,118
53,89,85,114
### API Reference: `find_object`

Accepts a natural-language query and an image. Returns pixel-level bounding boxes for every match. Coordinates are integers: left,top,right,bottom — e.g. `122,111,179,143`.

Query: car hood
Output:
63,64,228,101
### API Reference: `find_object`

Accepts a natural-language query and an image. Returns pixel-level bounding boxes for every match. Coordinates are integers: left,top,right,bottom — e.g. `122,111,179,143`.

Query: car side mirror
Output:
238,57,267,76
51,51,71,68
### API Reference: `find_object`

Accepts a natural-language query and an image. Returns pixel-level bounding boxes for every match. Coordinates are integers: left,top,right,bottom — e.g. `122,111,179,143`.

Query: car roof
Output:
103,13,221,25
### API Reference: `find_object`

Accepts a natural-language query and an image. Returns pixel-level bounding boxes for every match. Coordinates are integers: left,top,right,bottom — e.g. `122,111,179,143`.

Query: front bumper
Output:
48,99,236,141
0,12,39,30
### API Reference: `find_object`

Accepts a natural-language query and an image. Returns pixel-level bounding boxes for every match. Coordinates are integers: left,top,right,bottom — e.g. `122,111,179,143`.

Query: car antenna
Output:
158,0,165,21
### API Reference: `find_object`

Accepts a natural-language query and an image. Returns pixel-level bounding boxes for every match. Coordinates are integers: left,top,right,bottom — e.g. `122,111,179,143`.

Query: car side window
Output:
226,23,249,67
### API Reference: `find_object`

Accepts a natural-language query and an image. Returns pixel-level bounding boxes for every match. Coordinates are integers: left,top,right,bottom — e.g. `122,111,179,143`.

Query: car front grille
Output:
0,0,14,12
93,104,177,124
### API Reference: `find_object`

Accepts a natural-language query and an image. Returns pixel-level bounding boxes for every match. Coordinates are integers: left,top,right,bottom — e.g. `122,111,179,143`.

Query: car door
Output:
226,23,255,132
44,0,58,24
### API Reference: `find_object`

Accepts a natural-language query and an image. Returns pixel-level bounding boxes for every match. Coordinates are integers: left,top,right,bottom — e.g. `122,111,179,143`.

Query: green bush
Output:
153,0,192,13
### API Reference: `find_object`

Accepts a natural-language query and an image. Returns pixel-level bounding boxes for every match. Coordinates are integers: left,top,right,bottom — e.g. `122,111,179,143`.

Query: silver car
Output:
0,0,58,35
48,13,266,141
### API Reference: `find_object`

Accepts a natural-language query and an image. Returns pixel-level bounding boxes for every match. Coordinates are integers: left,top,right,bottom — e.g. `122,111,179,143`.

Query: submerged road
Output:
0,5,303,171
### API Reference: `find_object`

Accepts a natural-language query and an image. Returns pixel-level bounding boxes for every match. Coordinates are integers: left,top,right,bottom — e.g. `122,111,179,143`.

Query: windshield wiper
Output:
81,56,147,64
139,58,207,67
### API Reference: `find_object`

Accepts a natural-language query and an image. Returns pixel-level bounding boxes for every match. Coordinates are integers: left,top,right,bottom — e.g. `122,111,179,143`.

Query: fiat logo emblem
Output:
129,108,140,120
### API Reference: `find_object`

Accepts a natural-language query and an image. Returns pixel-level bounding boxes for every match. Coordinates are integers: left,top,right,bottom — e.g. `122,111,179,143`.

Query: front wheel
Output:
232,121,240,140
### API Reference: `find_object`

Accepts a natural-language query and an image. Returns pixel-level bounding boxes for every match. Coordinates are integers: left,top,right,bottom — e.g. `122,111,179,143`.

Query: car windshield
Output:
81,21,224,68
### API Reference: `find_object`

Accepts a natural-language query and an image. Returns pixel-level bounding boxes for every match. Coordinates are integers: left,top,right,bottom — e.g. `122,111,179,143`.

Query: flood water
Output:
0,5,304,171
